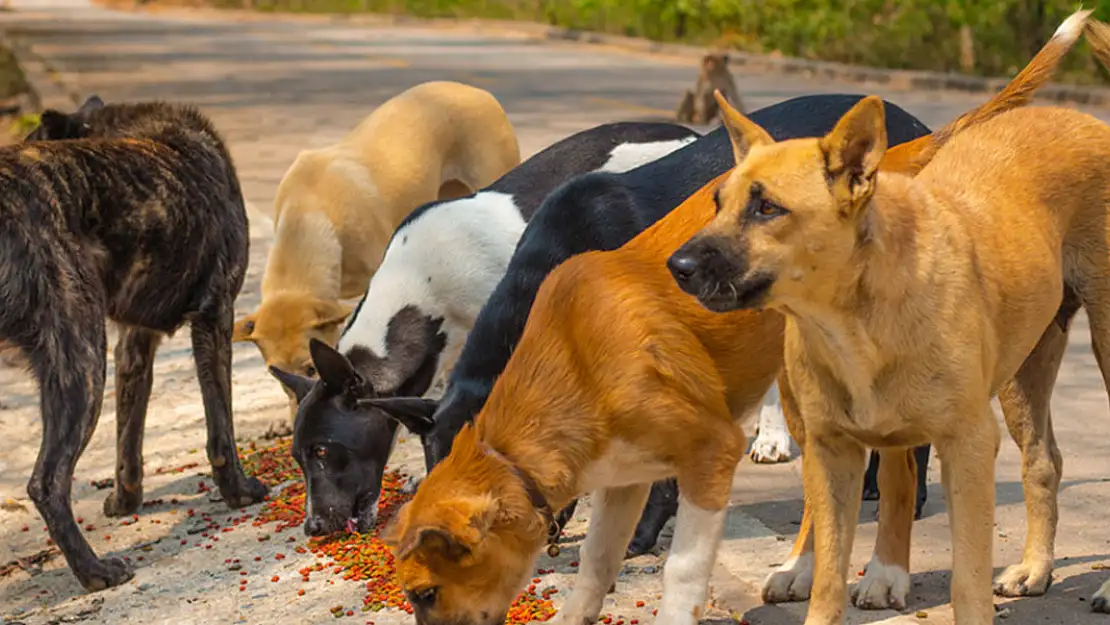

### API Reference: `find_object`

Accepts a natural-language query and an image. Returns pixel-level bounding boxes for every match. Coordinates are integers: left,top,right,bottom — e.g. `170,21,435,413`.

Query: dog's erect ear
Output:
308,338,367,396
715,90,773,165
78,95,105,115
269,365,315,403
359,397,438,435
312,300,355,333
232,315,257,342
819,95,888,218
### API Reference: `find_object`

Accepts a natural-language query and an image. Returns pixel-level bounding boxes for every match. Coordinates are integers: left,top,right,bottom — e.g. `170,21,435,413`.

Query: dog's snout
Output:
304,516,326,537
667,253,700,282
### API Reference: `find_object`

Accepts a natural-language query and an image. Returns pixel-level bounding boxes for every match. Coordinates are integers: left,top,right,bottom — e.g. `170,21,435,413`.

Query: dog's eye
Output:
409,586,438,607
313,445,328,460
305,365,317,378
751,199,787,220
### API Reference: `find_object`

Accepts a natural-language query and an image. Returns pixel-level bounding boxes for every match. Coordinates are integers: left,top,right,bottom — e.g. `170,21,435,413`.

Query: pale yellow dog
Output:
234,81,519,433
671,11,1110,624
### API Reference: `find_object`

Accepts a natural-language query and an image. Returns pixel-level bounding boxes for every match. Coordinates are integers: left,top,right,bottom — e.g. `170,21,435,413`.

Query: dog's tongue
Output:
345,518,358,534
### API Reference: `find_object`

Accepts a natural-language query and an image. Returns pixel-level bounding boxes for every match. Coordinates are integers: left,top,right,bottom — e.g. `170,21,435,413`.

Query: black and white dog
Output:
364,95,936,556
272,121,700,536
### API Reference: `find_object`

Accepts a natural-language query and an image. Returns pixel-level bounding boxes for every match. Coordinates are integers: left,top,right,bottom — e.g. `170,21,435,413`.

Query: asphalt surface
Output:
1,1,1110,624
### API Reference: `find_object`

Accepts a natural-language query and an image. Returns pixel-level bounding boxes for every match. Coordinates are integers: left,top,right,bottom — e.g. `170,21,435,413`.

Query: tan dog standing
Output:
668,12,1110,624
369,20,1086,625
233,81,520,433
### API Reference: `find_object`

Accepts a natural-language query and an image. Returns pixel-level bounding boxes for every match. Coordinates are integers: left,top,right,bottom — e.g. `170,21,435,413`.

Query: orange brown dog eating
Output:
376,21,1086,622
668,11,1110,624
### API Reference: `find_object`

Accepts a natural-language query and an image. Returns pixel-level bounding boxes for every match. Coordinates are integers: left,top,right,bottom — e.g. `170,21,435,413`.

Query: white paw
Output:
400,475,422,495
852,556,909,610
750,429,794,464
761,553,813,603
993,560,1053,597
1092,577,1110,613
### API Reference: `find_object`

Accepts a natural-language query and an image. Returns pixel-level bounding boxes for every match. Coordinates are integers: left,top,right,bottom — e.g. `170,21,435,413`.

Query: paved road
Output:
1,1,1110,624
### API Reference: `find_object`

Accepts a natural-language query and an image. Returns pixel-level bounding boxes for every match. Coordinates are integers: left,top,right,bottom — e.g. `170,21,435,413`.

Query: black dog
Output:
272,122,700,538
6,95,267,591
366,95,936,556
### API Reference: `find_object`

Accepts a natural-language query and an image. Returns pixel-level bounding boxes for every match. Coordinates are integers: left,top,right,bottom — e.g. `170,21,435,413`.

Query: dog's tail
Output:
882,8,1094,175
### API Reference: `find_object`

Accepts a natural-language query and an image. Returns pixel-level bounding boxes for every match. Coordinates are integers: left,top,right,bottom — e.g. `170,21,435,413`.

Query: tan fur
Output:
233,81,520,428
685,13,1110,624
676,52,743,124
375,20,1088,624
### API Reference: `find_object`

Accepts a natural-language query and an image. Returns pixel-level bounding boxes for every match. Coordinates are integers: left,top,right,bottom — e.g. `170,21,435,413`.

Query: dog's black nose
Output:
304,517,325,537
667,253,700,284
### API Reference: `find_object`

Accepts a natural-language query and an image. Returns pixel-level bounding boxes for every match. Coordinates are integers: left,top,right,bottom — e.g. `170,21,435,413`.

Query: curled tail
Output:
882,8,1094,175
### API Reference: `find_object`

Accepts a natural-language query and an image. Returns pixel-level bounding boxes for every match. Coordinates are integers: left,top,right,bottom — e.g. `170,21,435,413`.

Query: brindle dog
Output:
7,95,268,592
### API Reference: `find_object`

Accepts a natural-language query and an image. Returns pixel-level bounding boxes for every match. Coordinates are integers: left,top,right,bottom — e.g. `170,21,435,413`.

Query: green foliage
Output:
234,0,1110,84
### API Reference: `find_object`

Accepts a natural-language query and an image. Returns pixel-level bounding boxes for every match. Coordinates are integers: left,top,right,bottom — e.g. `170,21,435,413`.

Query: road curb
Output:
0,28,80,112
92,0,1110,107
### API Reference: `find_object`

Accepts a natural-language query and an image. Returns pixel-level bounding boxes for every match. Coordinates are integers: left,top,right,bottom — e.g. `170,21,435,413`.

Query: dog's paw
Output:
993,560,1053,597
749,430,794,464
851,556,909,610
761,553,813,603
263,418,293,439
76,556,134,592
219,476,269,509
102,488,143,518
400,475,422,495
1092,577,1110,613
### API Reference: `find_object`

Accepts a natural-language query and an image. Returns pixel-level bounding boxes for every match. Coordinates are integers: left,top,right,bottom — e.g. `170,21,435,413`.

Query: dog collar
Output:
478,441,557,536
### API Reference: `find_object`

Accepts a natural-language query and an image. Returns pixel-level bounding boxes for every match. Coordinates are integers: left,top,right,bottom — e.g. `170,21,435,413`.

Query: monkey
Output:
675,52,743,124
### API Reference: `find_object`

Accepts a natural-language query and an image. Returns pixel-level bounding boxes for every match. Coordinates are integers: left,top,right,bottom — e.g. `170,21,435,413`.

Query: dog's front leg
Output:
554,484,651,624
994,323,1067,598
852,448,916,610
803,428,866,625
936,405,1000,625
103,327,161,517
750,382,795,463
27,320,134,591
191,305,268,508
626,478,679,557
657,481,735,624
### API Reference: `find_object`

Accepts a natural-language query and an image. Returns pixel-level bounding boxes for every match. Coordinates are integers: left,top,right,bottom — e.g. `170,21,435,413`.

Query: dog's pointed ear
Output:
715,89,773,165
359,397,438,435
308,338,367,396
391,496,497,562
78,95,104,115
819,95,887,217
269,365,315,403
232,314,257,342
312,300,355,333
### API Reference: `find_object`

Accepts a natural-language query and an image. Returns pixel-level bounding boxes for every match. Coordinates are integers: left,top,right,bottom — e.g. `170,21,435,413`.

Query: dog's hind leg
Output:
852,448,916,610
103,326,162,517
191,303,268,508
27,317,134,591
994,322,1068,598
553,484,651,624
626,478,679,557
935,402,999,625
749,382,795,463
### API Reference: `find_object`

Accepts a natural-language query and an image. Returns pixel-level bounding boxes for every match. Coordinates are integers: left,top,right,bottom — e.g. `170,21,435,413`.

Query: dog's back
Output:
2,110,248,334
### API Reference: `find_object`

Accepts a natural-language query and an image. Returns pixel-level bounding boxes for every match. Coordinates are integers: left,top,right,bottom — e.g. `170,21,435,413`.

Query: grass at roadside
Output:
0,39,36,144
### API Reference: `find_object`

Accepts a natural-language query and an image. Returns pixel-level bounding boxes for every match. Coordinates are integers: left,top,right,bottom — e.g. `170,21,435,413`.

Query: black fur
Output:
5,95,267,592
290,122,701,537
422,95,935,556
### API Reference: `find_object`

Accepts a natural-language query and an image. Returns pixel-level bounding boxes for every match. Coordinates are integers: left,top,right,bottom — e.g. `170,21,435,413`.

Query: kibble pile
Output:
239,437,558,622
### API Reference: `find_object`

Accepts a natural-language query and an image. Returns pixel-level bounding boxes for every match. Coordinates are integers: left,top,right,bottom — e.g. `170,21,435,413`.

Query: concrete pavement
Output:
1,1,1110,624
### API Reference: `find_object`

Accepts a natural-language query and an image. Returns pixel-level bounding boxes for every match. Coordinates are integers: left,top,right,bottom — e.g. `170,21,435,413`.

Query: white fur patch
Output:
339,191,526,382
657,495,729,625
597,137,697,173
750,383,795,463
577,439,673,494
1093,577,1110,612
1053,9,1091,43
853,553,910,610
